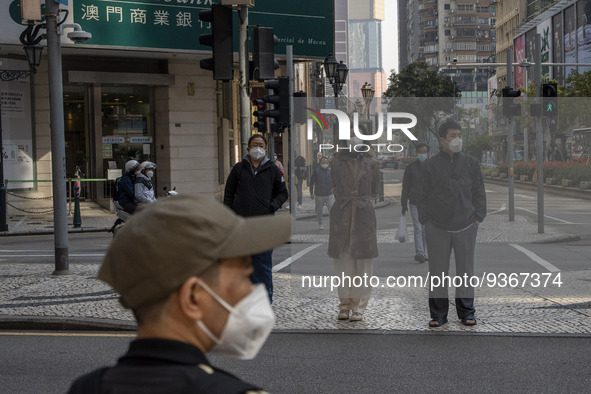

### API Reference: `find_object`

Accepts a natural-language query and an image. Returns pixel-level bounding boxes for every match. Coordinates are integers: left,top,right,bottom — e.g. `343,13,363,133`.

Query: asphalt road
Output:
1,331,589,393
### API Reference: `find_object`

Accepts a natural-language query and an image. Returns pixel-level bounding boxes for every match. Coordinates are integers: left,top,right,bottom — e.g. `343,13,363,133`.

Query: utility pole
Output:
286,45,296,225
506,49,515,222
46,0,69,274
534,34,544,234
238,5,250,158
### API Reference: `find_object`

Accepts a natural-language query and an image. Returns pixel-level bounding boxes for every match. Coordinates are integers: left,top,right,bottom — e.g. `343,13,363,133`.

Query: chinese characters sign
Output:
74,0,333,57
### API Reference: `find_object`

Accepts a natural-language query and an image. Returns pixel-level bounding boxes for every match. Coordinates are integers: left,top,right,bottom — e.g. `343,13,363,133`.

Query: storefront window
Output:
101,86,153,177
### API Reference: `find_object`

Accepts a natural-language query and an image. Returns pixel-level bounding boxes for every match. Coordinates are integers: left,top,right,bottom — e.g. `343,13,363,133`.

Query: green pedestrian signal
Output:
542,83,557,118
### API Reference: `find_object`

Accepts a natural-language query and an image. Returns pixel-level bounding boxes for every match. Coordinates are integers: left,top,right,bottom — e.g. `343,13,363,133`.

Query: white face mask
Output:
448,137,462,153
146,170,154,178
250,147,266,161
321,164,329,169
196,281,275,360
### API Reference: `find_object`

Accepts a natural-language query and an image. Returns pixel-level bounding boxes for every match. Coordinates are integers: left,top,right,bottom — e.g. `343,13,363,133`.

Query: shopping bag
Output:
395,214,408,243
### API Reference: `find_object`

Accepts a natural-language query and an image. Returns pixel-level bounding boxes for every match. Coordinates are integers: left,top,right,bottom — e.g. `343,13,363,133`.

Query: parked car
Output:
378,154,399,169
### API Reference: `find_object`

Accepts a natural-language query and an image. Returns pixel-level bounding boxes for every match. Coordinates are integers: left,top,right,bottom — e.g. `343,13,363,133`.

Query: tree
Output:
383,62,461,143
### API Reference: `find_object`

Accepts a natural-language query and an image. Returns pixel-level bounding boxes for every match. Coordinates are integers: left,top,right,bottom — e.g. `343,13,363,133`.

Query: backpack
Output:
111,177,123,202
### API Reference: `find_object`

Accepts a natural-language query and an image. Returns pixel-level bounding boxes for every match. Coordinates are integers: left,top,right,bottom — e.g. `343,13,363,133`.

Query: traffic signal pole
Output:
286,45,296,222
534,34,544,234
506,49,515,222
238,5,250,158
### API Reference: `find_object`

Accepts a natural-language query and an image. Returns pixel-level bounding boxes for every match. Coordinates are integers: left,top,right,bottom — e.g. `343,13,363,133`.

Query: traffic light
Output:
502,87,521,118
199,4,233,80
253,26,279,81
542,83,558,117
253,98,267,133
293,91,307,124
262,76,290,125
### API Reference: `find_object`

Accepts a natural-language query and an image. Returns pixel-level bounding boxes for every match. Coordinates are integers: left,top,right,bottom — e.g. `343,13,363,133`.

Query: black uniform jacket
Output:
68,338,266,394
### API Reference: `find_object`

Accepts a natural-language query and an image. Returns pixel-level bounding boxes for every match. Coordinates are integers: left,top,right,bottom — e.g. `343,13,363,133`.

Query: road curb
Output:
0,316,136,331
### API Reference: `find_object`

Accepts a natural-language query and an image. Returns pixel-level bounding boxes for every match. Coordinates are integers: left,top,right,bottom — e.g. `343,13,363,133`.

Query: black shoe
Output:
414,254,425,264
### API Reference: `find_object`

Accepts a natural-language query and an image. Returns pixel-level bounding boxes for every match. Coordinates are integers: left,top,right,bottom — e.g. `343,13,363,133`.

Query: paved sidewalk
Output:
0,187,588,334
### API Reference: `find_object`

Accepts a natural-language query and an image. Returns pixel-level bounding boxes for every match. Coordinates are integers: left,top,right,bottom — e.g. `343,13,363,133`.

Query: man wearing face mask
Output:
400,142,430,263
309,156,334,230
68,195,291,394
418,121,486,328
223,134,288,302
134,161,157,205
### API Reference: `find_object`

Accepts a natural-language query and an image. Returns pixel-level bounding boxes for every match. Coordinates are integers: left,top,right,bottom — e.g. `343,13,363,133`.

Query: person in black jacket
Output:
419,121,486,328
223,134,288,302
401,143,429,263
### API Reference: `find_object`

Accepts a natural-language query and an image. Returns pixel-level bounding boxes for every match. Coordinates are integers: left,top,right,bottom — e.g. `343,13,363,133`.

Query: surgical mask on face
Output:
273,155,277,161
448,137,462,153
321,164,329,169
146,170,154,178
417,153,428,162
196,281,275,360
250,147,266,161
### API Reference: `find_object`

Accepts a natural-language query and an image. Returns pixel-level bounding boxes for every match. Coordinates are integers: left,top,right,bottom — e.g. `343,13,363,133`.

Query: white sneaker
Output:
350,312,363,321
319,224,324,230
337,310,350,320
297,204,303,210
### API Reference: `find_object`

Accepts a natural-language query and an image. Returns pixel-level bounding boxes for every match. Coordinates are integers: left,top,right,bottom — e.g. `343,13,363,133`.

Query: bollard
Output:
73,185,81,228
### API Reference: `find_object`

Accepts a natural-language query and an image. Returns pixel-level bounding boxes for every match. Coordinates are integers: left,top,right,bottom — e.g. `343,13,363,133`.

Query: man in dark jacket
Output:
401,143,429,263
419,121,486,328
309,156,334,230
294,153,307,209
223,135,288,302
68,195,291,394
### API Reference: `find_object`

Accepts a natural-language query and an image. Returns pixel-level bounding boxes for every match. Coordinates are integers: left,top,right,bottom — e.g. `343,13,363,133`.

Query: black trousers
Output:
425,221,478,320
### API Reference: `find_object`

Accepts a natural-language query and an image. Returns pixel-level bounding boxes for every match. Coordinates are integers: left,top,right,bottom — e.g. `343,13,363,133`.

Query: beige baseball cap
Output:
99,194,291,309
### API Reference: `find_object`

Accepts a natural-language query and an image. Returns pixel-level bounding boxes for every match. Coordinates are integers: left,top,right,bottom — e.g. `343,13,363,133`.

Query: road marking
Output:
273,243,322,272
509,243,561,272
516,207,574,224
515,193,534,199
489,203,506,215
0,332,134,337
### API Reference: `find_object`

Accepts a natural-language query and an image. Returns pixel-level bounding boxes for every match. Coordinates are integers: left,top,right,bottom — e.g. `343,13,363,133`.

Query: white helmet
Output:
140,161,156,171
125,160,140,173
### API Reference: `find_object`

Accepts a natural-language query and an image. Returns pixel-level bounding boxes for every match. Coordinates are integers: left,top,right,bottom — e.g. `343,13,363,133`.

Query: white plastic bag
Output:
396,214,408,243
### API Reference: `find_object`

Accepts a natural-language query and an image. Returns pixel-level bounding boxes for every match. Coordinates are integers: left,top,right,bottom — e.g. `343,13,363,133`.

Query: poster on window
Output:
577,0,591,73
514,35,525,88
0,59,34,189
565,5,577,79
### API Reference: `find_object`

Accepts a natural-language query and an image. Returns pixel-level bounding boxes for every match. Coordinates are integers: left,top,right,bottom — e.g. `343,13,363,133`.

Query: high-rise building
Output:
333,0,388,97
398,0,497,93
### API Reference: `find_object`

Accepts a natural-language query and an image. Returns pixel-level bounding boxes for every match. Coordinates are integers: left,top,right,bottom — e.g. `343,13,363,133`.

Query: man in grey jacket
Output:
419,121,486,328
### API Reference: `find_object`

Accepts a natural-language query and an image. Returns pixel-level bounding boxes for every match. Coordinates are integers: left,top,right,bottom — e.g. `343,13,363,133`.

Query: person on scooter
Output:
118,160,140,214
135,161,157,205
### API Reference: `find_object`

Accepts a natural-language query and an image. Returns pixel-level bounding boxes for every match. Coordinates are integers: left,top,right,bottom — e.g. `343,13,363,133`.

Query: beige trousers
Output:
333,252,374,313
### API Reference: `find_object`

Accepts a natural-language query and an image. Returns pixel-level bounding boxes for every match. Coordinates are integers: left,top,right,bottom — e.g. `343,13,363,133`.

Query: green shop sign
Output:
75,0,333,58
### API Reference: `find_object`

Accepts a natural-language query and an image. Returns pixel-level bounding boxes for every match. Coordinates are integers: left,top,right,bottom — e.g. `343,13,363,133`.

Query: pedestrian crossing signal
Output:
542,83,557,118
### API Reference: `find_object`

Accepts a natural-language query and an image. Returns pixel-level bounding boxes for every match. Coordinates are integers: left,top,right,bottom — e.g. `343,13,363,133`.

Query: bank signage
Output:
71,0,332,56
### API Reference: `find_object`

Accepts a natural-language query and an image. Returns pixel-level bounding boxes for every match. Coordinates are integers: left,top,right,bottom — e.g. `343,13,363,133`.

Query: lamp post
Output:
361,81,375,119
0,45,42,233
19,0,92,274
323,54,348,145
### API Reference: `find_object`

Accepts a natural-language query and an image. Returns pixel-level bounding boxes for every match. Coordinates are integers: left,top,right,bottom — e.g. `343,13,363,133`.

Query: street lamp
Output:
323,54,348,97
361,81,375,119
23,44,43,73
